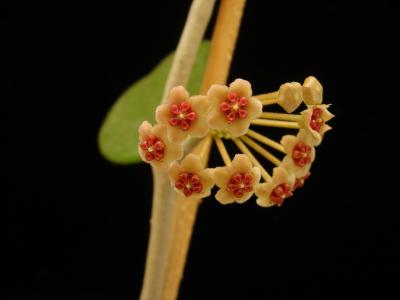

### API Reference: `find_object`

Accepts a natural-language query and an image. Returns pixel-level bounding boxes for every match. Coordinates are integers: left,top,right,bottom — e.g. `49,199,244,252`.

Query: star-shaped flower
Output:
138,121,183,171
207,79,262,138
168,154,214,200
281,129,316,177
301,104,334,145
156,86,209,143
213,154,261,204
255,167,295,207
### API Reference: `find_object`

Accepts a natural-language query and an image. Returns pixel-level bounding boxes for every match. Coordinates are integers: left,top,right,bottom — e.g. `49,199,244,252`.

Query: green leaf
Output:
98,40,210,164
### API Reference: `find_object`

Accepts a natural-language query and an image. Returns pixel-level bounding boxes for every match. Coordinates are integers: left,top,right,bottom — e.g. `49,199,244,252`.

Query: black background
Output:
5,1,398,299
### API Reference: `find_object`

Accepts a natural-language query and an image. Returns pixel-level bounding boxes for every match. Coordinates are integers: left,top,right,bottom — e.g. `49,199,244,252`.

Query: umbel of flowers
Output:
138,76,334,207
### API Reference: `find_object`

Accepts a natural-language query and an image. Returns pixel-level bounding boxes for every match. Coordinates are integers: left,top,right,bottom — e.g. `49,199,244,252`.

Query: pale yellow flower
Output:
156,86,209,144
138,121,183,171
302,76,323,105
207,79,262,137
213,154,261,204
255,167,295,207
168,154,214,200
277,82,303,113
281,129,316,177
301,104,334,145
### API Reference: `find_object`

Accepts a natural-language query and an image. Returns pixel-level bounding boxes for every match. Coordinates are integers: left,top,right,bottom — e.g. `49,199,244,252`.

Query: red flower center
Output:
175,172,203,197
227,172,253,198
139,135,165,161
310,108,324,132
270,183,293,206
292,142,312,167
220,92,249,123
169,101,197,131
293,173,311,190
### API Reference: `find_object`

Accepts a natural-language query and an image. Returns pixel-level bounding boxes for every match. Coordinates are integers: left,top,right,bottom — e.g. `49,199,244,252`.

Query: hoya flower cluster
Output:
138,76,334,207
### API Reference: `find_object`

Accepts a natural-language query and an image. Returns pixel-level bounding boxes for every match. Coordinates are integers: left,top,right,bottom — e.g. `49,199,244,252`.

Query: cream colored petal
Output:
189,96,210,137
256,197,275,208
207,111,227,130
213,166,232,188
215,189,236,205
227,119,250,137
190,95,209,114
297,129,312,143
309,130,322,146
281,155,294,169
181,153,203,173
301,131,317,147
157,136,183,171
207,84,229,110
201,169,215,191
229,78,252,98
285,168,296,186
152,123,168,139
168,126,189,144
167,85,190,105
236,191,253,204
321,104,334,121
272,166,291,185
246,97,263,120
164,141,184,163
255,183,275,207
321,124,332,135
231,154,252,173
255,182,271,198
310,147,316,163
302,76,323,105
155,104,171,126
189,119,209,138
138,120,153,137
168,161,182,186
300,107,313,124
280,134,297,154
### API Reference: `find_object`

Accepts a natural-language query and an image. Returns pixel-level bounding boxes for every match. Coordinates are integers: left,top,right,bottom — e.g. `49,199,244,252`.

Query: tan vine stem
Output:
162,1,247,299
140,1,215,300
162,0,216,102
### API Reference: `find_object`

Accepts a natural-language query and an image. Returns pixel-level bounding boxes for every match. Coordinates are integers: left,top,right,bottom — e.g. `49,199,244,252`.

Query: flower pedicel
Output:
138,76,334,207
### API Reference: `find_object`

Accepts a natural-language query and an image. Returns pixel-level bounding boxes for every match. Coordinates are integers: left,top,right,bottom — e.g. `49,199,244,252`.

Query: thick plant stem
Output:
162,1,247,299
161,136,212,300
200,0,247,91
139,1,215,300
162,0,216,102
139,171,176,300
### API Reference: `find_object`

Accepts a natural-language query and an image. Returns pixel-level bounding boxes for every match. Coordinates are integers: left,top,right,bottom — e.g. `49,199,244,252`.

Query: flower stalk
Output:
140,1,247,300
139,1,215,299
